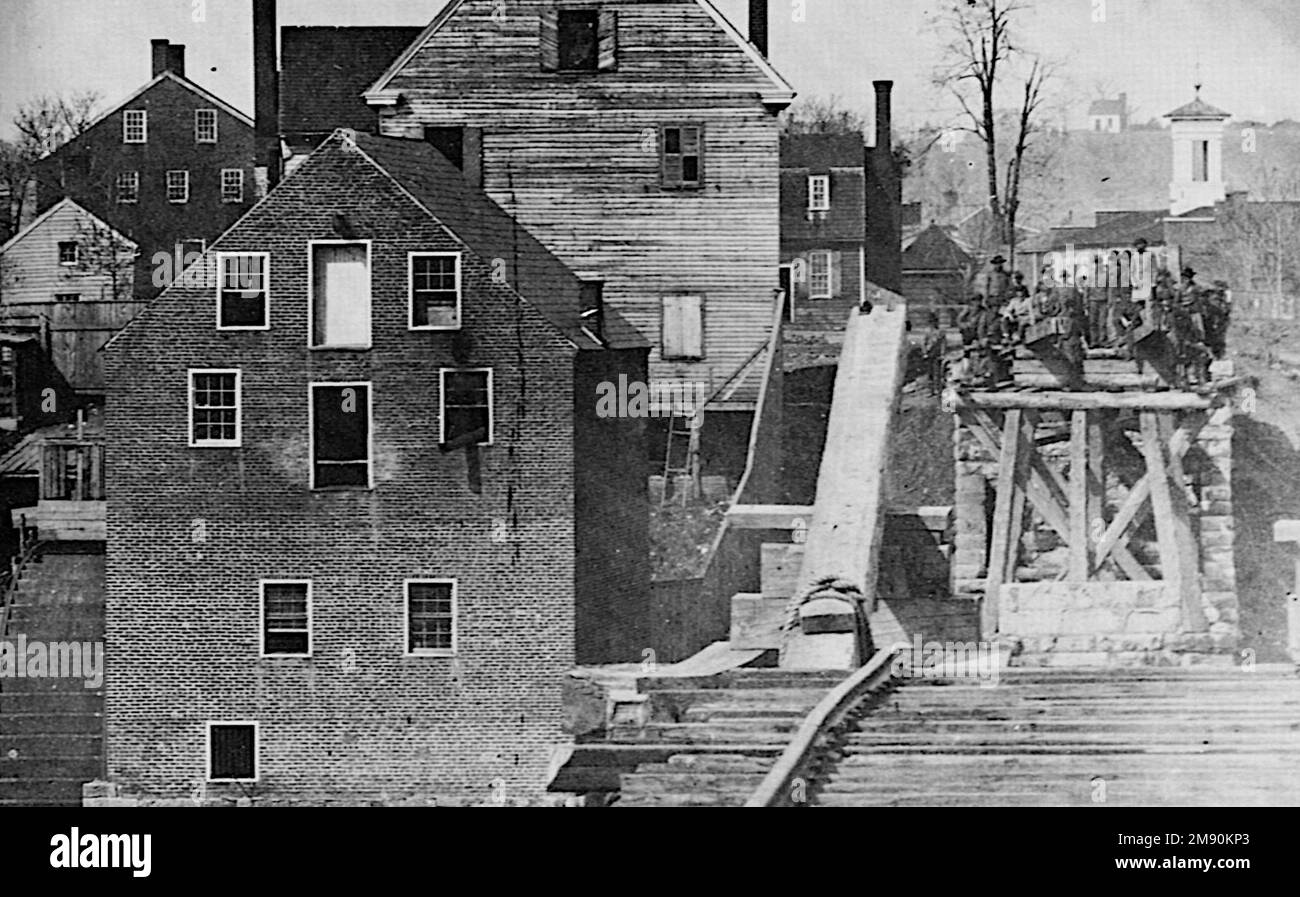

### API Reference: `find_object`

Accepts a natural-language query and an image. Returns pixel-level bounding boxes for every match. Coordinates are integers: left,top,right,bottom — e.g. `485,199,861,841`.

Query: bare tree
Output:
5,92,101,230
72,216,136,302
932,0,1054,263
780,95,869,138
1206,170,1300,310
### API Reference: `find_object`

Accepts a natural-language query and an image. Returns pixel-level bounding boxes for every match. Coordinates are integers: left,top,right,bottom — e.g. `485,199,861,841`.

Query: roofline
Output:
0,196,137,255
363,0,796,103
79,71,254,136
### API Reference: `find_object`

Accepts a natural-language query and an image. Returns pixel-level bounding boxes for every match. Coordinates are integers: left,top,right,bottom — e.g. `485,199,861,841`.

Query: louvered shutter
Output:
830,251,844,298
597,10,618,70
540,9,559,71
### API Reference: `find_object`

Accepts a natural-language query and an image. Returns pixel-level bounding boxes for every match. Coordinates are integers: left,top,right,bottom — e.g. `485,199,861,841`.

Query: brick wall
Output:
103,146,582,804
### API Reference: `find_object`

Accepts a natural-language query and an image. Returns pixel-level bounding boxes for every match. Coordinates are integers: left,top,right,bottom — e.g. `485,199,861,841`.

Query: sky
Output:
2,0,1299,140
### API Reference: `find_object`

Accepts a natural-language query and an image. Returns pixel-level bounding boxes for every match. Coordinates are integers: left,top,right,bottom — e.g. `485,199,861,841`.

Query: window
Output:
661,294,704,360
123,110,147,144
221,169,244,203
217,253,269,329
54,293,81,303
195,108,217,143
207,723,257,782
0,346,15,419
661,125,703,189
310,242,371,348
808,175,831,212
558,10,599,70
410,253,460,329
261,581,310,656
406,580,456,655
809,251,832,299
57,242,79,266
189,370,241,447
425,127,465,170
116,171,139,203
439,369,492,446
1193,140,1209,182
311,383,371,488
166,170,189,203
542,8,616,72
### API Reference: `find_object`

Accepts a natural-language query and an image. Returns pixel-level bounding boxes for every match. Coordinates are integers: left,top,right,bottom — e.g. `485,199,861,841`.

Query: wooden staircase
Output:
809,666,1300,806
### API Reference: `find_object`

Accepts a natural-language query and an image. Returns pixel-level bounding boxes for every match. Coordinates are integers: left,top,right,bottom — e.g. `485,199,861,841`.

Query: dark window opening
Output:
425,127,465,170
312,384,370,488
558,10,599,71
219,254,267,328
661,125,703,189
441,370,491,446
580,280,604,342
209,724,255,781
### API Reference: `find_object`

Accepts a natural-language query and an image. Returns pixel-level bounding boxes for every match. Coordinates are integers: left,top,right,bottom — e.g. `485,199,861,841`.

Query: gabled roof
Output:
1021,210,1169,253
902,224,973,272
364,0,795,104
780,134,866,170
1164,93,1230,120
279,27,424,141
1088,98,1126,116
79,70,253,136
0,197,137,255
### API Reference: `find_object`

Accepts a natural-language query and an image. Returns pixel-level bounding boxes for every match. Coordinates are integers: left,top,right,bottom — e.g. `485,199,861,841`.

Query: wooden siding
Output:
0,202,135,305
379,0,784,402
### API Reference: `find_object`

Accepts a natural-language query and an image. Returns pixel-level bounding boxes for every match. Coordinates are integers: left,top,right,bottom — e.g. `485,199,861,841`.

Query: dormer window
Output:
541,8,617,72
809,175,831,212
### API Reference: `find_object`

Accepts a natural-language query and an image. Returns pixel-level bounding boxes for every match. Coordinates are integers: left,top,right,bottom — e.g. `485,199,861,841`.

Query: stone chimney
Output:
749,0,769,57
253,0,281,190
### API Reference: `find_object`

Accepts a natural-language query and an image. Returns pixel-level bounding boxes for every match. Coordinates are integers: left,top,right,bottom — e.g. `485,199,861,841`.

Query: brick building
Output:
33,40,256,300
100,129,649,805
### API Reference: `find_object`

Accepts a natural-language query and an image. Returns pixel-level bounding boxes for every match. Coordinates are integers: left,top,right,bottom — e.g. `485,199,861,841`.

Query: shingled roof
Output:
780,134,866,170
902,224,973,272
1088,97,1126,116
341,130,645,351
279,27,424,147
1164,94,1230,120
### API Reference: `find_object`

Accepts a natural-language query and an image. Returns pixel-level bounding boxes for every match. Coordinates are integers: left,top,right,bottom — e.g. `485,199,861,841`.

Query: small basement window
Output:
406,580,456,655
207,723,257,782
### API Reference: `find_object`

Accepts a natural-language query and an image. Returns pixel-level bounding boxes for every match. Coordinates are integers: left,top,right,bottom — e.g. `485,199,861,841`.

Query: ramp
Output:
782,300,909,669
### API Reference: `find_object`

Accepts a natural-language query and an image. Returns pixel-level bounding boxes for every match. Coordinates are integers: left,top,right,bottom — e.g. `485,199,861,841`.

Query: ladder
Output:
661,411,702,506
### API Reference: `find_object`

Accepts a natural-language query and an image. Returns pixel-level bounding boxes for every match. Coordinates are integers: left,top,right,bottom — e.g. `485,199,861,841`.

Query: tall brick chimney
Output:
167,44,186,79
253,0,281,190
151,39,170,77
865,80,902,294
749,0,769,57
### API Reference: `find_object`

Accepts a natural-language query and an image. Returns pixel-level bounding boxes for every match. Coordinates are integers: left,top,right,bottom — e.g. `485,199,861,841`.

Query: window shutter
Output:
661,127,683,186
597,10,618,70
794,255,811,302
662,295,682,357
682,126,701,185
540,9,559,71
830,251,844,298
463,127,484,188
681,294,703,358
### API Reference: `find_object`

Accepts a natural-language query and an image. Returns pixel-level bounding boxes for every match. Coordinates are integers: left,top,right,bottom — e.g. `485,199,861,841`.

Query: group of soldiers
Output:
936,240,1232,391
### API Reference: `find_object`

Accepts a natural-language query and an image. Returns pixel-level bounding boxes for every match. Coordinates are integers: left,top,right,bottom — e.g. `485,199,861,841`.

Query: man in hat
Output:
984,255,1010,307
1171,266,1209,384
922,311,947,396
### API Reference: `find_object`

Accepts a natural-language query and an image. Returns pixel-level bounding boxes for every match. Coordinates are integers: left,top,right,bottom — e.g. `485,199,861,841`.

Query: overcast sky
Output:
2,0,1298,140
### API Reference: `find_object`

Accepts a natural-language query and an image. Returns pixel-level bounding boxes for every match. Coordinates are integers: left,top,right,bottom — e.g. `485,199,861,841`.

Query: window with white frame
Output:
439,369,492,446
221,169,244,203
189,369,241,447
217,253,269,329
310,242,371,348
116,171,139,204
261,581,310,656
809,251,832,299
207,723,257,782
410,253,460,329
123,110,147,144
808,174,831,212
195,108,218,143
406,580,456,655
661,124,703,189
57,241,79,266
166,170,189,203
311,383,371,488
661,294,704,360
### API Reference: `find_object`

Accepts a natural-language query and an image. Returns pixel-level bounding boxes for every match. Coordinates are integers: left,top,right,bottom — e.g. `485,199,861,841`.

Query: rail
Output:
0,515,40,639
744,646,901,807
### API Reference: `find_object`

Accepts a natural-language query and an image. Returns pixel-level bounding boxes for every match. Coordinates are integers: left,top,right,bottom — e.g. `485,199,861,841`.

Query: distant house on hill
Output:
1088,94,1128,133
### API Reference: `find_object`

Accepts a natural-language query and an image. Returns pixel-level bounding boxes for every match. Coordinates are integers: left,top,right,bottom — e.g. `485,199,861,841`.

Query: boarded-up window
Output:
311,383,370,488
662,294,704,360
661,125,703,189
208,724,256,781
410,253,460,329
218,253,268,329
407,580,455,654
262,581,310,656
311,242,371,348
440,369,492,446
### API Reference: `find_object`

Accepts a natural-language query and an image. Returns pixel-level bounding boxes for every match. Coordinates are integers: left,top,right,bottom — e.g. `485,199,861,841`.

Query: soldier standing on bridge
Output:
1171,266,1211,385
923,312,947,396
984,255,1011,308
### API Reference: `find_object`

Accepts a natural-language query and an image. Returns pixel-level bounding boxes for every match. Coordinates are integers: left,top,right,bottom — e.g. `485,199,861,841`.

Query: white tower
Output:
1165,87,1230,216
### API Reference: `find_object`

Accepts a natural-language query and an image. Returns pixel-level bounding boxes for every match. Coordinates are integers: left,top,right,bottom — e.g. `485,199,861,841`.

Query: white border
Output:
188,368,242,448
220,168,245,204
407,251,462,330
438,368,493,446
808,174,830,212
308,381,374,490
215,251,271,331
166,169,189,204
259,579,312,658
403,578,458,657
116,171,140,204
195,108,218,144
206,721,259,783
809,250,833,299
123,109,147,144
308,239,373,350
